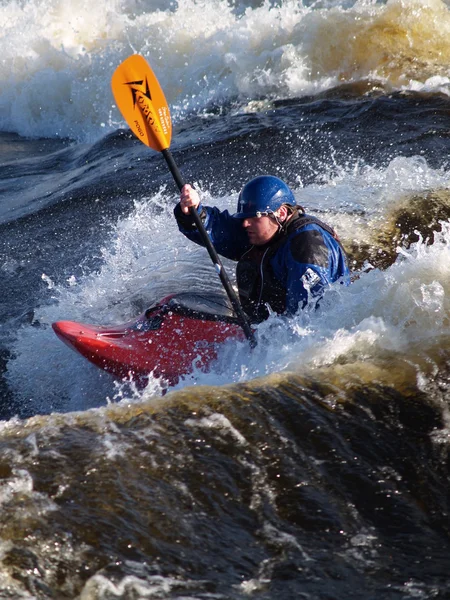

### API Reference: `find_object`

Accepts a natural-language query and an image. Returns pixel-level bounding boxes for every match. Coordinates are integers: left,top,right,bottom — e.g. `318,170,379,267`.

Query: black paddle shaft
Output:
161,149,256,347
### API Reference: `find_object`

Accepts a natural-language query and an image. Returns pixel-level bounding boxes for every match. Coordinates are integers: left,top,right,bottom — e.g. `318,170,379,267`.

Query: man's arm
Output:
174,185,250,260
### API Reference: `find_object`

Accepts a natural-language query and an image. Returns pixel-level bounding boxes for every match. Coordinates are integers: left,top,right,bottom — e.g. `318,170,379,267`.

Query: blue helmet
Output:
234,175,296,219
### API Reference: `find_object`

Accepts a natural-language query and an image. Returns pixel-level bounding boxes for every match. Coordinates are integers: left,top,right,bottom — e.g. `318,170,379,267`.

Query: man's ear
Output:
276,205,289,222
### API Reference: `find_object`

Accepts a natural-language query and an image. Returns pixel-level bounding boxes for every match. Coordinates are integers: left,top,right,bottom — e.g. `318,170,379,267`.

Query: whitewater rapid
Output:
5,155,449,412
1,0,450,141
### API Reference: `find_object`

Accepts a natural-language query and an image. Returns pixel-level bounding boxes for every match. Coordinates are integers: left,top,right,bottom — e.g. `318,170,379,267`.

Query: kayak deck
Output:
52,293,245,385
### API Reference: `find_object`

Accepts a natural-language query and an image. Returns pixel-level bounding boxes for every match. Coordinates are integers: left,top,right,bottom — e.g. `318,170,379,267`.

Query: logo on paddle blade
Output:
124,76,152,106
123,77,161,135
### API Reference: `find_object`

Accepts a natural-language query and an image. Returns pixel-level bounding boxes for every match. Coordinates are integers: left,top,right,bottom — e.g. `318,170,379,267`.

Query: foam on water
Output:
1,0,450,141
5,154,448,413
170,220,450,396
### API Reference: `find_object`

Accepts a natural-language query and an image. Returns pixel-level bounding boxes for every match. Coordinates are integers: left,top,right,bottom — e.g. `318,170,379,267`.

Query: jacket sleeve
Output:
278,225,349,315
174,203,250,261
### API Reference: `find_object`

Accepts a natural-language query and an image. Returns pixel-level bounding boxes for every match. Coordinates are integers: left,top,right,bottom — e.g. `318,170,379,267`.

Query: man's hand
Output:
180,184,201,214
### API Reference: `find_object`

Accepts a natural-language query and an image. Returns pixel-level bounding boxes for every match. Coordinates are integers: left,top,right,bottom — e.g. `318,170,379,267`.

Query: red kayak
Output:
52,293,245,386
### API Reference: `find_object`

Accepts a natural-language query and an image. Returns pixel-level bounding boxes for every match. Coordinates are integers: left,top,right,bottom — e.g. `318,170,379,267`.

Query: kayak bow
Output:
52,293,245,385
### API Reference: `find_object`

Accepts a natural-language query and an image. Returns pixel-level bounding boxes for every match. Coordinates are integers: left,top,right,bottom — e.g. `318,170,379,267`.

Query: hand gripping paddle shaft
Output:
111,55,256,347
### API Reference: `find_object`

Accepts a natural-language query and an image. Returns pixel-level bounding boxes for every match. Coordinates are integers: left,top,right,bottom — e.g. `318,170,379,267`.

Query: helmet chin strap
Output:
272,214,283,230
271,206,289,231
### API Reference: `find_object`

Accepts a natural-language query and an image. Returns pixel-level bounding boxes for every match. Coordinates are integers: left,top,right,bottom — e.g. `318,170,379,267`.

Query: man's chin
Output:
248,232,266,244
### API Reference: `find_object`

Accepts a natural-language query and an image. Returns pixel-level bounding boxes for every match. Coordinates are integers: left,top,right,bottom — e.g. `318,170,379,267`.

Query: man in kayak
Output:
174,175,349,323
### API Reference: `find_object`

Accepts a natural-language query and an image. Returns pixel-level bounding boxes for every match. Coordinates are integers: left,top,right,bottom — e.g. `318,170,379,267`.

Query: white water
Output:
1,0,450,141
6,155,449,411
171,221,450,394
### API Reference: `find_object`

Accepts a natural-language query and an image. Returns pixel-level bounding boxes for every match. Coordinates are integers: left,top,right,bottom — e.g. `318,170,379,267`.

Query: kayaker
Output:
174,175,350,323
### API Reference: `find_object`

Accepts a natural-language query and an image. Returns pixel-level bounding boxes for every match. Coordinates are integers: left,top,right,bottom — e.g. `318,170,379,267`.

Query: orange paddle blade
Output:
111,55,172,151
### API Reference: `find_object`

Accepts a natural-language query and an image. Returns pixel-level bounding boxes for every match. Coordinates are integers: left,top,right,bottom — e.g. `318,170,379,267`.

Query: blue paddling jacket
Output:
174,203,350,323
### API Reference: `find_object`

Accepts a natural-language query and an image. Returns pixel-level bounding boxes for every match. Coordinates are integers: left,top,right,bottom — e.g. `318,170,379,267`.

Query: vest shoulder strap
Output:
292,213,346,249
293,215,335,237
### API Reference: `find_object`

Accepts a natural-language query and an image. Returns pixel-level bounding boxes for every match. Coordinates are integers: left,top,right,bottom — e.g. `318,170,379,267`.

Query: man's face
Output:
241,215,279,246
